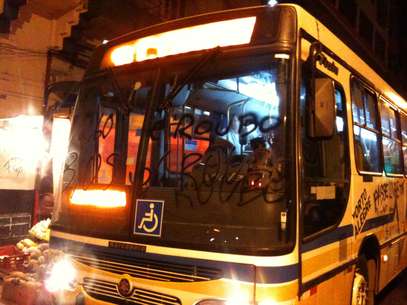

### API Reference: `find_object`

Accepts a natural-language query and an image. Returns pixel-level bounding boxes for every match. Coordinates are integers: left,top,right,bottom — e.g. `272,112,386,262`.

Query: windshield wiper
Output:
160,47,221,110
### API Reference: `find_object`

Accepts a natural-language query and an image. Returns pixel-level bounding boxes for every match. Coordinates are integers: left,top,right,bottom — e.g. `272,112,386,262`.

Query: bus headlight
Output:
197,298,251,305
197,299,283,305
45,256,77,292
196,300,226,305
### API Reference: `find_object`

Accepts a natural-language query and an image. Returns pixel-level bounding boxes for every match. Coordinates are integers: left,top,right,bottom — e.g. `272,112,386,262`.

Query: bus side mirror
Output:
307,78,336,138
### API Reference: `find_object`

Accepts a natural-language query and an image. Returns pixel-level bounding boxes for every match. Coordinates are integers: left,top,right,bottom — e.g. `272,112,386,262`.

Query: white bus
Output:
47,4,406,305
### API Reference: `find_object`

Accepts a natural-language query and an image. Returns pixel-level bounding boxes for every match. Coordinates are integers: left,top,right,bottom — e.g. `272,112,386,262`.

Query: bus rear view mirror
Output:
307,78,335,138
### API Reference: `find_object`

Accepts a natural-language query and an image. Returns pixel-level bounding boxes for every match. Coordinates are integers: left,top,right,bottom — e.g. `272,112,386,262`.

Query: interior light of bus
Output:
70,189,127,208
107,17,256,67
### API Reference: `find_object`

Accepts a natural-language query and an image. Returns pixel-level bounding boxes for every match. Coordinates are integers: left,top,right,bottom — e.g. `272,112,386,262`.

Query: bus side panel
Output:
378,235,407,291
299,267,354,305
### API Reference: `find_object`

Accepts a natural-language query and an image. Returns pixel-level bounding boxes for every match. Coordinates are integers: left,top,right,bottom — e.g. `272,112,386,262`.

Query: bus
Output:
47,3,407,305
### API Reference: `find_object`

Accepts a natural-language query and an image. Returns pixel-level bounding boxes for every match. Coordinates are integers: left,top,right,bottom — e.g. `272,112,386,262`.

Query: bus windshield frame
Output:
53,4,299,255
54,49,297,256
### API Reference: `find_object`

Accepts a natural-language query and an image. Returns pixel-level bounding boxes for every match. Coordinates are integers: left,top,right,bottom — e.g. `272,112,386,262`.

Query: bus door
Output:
299,42,352,304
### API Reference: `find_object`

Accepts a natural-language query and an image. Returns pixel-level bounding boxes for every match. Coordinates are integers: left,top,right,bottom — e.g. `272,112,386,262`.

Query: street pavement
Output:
377,269,407,305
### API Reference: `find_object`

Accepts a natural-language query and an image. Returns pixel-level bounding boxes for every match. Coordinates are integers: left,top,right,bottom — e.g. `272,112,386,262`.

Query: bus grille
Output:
82,277,182,305
70,251,222,282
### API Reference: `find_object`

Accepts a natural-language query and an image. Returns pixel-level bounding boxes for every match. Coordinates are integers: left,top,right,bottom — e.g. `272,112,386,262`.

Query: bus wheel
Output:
351,256,376,305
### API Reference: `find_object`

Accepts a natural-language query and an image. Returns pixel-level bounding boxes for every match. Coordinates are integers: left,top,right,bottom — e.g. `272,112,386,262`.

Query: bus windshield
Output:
56,53,293,254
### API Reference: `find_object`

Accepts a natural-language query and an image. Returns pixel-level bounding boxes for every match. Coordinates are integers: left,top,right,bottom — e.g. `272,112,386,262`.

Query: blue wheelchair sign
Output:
134,199,164,237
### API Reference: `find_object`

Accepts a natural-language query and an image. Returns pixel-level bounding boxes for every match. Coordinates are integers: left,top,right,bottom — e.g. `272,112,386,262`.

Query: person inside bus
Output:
222,114,242,155
248,137,273,171
220,114,261,155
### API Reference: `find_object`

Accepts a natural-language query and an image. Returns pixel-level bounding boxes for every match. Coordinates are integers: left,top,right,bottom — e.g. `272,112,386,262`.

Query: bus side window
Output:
401,113,407,175
351,80,381,173
301,78,349,238
379,100,404,175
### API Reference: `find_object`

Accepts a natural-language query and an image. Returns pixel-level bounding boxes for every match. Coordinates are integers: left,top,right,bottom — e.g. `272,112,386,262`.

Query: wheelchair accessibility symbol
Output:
134,199,164,237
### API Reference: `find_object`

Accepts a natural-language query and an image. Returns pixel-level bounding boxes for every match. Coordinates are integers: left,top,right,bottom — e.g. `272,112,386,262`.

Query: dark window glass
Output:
351,79,381,173
364,91,378,129
402,113,407,174
403,146,407,175
400,113,407,174
380,103,391,137
401,114,407,145
351,82,365,125
354,126,381,172
382,137,403,174
380,101,403,174
389,110,398,139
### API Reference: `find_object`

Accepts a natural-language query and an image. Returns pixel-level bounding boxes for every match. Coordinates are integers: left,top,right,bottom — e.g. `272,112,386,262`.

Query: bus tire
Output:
351,255,376,305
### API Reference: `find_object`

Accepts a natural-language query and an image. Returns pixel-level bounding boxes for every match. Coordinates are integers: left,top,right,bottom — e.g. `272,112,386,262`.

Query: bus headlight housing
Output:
197,299,282,305
197,298,252,305
45,256,77,292
196,300,226,305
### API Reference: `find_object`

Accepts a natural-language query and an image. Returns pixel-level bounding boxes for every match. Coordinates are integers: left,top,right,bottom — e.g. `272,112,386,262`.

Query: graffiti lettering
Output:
373,181,405,214
151,112,280,141
143,140,285,207
352,189,371,234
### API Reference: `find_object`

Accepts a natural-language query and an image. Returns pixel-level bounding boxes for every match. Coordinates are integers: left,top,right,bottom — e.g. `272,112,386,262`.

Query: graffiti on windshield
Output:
141,111,285,207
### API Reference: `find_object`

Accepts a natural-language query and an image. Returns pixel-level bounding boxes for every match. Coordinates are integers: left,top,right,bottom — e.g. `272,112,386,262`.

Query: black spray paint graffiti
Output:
138,111,285,206
353,181,405,235
141,143,285,207
352,189,371,234
61,109,285,207
62,111,117,191
373,181,405,214
150,112,280,141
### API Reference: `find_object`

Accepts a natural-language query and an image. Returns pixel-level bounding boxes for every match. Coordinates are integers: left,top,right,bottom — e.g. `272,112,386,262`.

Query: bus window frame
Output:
350,76,383,176
379,96,405,177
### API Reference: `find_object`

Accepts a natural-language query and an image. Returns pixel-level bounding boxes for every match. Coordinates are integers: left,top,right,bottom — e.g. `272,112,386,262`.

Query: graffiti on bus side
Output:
353,181,405,235
353,189,371,235
373,181,405,214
